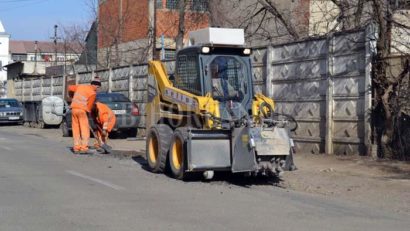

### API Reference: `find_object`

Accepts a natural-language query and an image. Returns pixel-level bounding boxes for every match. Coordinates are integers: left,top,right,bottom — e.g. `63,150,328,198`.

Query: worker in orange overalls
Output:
91,102,116,152
68,77,101,154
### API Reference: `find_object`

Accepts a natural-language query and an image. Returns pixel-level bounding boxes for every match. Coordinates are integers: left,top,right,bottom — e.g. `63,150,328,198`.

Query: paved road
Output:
0,127,409,231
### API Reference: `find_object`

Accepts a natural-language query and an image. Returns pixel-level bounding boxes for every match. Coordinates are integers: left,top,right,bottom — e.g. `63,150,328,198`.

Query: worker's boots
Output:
95,147,105,153
93,144,105,153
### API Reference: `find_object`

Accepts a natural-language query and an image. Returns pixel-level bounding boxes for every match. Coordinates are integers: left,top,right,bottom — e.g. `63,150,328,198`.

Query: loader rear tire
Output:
169,129,188,180
146,124,173,173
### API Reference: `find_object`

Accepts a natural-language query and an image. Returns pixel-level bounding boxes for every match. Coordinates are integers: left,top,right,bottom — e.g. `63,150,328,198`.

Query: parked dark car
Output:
61,93,140,137
0,98,24,125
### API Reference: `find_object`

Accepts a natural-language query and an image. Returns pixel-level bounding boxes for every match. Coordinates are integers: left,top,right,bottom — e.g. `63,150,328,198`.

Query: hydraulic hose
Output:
259,101,298,131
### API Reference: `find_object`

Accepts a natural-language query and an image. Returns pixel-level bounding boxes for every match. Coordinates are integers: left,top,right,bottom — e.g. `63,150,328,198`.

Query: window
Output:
191,0,208,12
166,0,179,9
163,49,176,60
97,93,130,103
166,0,209,11
156,0,163,9
175,54,201,95
12,54,27,61
42,54,52,62
29,55,41,61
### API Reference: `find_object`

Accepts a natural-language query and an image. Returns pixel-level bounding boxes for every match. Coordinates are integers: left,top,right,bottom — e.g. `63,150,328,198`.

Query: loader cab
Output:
173,45,254,117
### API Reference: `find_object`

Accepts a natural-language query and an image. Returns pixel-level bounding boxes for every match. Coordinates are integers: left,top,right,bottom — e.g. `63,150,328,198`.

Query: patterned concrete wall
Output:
266,26,376,155
251,47,268,94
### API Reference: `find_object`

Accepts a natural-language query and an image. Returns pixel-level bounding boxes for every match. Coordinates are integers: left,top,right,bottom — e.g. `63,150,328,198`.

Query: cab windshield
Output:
210,56,247,102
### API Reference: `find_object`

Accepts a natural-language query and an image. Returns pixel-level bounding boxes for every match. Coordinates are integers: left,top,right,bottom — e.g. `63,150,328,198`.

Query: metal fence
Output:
12,26,378,155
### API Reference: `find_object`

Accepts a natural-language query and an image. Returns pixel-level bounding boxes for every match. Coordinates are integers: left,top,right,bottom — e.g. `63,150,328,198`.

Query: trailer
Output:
7,74,72,128
21,96,65,128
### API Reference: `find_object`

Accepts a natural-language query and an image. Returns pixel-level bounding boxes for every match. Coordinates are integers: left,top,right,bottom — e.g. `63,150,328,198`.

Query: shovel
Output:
90,126,112,154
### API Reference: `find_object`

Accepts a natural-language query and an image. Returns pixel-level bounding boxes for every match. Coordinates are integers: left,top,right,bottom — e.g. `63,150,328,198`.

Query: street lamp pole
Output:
50,25,61,66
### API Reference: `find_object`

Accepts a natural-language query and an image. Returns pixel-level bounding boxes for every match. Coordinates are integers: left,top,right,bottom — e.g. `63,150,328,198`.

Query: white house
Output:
9,40,82,65
0,20,10,84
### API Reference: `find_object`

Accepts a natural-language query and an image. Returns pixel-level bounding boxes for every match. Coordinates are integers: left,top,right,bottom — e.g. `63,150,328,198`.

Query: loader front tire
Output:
169,129,187,180
146,124,173,173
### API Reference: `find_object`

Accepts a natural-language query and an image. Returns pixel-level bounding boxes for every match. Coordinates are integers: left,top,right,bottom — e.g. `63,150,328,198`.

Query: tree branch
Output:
256,0,299,40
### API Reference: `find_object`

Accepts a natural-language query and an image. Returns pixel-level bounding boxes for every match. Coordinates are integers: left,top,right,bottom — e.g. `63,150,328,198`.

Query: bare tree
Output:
210,0,310,46
369,0,410,158
208,0,238,27
309,0,409,158
175,0,188,50
256,0,300,39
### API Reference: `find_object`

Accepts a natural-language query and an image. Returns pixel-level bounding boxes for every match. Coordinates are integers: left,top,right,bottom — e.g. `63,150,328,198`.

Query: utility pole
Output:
50,25,61,66
33,41,38,75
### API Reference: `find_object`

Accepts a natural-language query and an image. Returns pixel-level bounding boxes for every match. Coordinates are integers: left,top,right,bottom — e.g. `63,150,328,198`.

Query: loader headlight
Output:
243,48,251,55
201,46,210,54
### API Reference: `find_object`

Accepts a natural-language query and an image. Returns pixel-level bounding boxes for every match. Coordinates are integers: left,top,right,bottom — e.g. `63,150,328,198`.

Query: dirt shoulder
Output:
2,125,409,215
284,153,410,215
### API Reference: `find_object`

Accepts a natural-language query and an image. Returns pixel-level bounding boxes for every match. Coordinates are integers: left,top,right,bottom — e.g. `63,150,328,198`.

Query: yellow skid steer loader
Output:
145,28,297,180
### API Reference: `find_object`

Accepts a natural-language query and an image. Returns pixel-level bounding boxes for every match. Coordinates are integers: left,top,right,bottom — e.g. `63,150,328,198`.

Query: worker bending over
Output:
91,102,116,153
68,77,101,154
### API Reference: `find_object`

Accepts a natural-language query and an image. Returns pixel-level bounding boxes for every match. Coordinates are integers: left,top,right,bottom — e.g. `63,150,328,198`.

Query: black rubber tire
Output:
125,128,138,137
146,124,173,173
169,128,189,180
38,121,45,129
61,120,71,137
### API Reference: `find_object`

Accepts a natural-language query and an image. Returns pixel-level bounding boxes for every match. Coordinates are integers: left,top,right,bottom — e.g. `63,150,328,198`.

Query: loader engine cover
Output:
250,127,291,156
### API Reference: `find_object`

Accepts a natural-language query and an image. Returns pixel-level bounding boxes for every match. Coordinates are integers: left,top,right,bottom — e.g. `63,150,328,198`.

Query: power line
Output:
0,0,49,12
0,0,46,2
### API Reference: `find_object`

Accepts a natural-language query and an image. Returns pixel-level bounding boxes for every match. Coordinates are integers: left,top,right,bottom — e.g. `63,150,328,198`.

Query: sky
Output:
0,0,94,41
